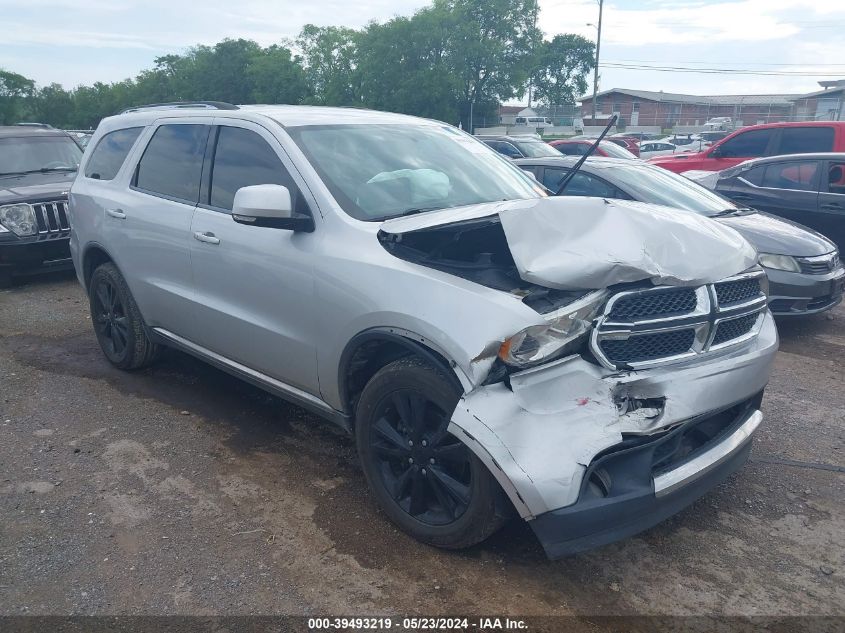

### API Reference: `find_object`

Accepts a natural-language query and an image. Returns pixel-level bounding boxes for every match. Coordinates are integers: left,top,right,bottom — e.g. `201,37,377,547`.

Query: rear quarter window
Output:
777,127,834,154
85,127,143,180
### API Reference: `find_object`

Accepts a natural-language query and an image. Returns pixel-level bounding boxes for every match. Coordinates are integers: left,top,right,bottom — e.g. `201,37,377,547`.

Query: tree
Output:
297,25,361,106
436,0,542,128
531,34,594,107
248,45,311,104
33,83,74,128
0,69,35,124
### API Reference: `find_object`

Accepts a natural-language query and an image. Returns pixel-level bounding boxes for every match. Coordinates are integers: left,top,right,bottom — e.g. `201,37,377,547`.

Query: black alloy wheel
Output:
92,276,130,358
370,388,473,525
355,357,508,549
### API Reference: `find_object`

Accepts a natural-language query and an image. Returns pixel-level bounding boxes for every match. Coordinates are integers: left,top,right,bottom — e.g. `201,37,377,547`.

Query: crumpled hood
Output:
381,196,757,291
0,171,75,205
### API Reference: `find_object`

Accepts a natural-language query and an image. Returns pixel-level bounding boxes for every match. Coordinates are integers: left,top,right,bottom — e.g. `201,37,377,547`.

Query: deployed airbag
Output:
499,197,757,290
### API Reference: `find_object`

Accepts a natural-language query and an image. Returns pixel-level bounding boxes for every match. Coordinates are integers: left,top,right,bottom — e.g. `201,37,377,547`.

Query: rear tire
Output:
89,262,159,370
355,356,507,549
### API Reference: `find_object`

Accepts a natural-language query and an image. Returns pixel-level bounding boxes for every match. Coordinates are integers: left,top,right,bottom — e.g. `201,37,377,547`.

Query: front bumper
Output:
530,400,761,558
448,310,778,556
0,237,73,278
766,266,845,316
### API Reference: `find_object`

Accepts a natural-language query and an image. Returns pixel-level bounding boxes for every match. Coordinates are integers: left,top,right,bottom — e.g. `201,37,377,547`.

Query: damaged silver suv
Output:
70,103,778,558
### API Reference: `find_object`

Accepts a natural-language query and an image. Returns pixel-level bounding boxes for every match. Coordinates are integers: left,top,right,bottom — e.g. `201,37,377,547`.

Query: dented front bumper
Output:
447,310,778,556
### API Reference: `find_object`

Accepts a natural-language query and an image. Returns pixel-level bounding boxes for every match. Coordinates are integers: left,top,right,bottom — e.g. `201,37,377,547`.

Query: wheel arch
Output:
338,328,471,421
81,242,117,292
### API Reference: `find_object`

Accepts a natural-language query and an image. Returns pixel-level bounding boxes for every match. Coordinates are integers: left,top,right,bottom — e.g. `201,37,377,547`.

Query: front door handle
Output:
193,231,220,245
106,208,126,219
821,203,843,211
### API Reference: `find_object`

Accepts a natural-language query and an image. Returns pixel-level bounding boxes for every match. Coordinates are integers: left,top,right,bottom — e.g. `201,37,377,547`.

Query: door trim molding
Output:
151,327,350,430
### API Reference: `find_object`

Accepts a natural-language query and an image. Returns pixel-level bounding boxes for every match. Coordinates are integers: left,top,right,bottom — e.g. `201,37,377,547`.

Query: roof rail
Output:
119,101,239,114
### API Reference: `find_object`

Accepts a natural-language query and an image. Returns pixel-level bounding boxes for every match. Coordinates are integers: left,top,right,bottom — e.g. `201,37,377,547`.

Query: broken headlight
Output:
0,204,38,237
499,291,607,368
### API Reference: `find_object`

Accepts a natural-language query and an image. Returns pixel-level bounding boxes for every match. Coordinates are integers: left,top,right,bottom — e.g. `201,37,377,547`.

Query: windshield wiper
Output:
0,166,78,176
370,206,443,222
710,208,745,217
556,115,618,195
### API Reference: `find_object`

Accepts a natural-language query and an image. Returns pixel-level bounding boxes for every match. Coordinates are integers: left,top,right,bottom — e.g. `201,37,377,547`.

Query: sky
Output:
2,0,845,98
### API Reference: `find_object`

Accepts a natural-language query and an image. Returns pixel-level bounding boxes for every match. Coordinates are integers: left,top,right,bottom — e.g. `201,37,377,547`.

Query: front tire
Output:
89,262,159,370
355,357,507,549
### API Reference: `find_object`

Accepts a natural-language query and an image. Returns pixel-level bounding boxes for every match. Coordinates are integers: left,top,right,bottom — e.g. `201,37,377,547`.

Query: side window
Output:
210,126,293,211
85,127,143,180
488,141,521,158
135,124,208,202
716,129,773,158
828,162,845,195
778,127,834,155
544,169,619,198
557,144,587,156
761,161,819,191
740,165,766,186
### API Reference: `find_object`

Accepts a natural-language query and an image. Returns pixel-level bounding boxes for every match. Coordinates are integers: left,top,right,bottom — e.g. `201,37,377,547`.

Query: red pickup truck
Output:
648,121,845,173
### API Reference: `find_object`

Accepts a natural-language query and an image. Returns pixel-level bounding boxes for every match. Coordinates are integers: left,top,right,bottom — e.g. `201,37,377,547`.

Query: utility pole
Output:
527,0,539,108
591,0,604,125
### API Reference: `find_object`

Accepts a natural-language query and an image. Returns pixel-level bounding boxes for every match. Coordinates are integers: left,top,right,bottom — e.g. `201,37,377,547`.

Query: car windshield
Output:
512,138,561,158
606,163,742,216
286,124,545,221
599,141,637,159
0,135,83,175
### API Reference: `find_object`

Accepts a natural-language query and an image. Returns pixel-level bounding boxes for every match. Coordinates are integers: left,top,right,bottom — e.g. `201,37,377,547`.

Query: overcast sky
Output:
3,0,845,98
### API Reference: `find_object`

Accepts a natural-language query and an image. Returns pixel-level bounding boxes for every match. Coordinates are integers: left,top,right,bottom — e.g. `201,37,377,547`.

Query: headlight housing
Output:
0,203,38,237
499,291,607,368
758,253,801,273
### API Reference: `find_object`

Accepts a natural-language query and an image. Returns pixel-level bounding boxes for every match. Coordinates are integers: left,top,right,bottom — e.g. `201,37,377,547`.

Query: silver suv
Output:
69,103,778,558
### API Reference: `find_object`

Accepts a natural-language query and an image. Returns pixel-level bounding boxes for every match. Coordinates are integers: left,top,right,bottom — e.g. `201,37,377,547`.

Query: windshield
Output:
606,163,742,216
600,141,637,159
513,138,564,158
0,135,82,175
286,124,544,221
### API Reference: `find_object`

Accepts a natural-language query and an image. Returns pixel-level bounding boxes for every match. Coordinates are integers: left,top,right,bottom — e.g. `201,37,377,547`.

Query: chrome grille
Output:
797,252,840,275
608,287,697,320
32,200,70,240
591,270,768,370
714,277,761,306
600,329,697,365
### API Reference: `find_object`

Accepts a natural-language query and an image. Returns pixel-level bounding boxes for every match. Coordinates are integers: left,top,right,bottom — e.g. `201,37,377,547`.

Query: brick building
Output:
579,83,845,129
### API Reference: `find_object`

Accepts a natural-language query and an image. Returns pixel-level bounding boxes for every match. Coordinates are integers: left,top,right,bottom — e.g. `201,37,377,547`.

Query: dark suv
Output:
0,126,82,287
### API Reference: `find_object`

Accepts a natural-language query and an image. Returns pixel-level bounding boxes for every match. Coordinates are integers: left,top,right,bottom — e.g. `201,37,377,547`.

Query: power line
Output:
605,58,845,68
601,63,845,77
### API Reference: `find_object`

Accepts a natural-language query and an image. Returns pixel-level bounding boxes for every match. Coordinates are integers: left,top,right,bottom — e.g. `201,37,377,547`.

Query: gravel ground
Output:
0,272,843,619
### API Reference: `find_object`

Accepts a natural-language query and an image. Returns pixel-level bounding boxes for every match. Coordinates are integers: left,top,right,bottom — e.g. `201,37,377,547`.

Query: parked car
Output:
639,141,681,159
516,156,844,317
514,116,553,129
613,131,661,142
0,125,83,287
548,139,637,159
649,121,845,173
711,153,845,254
604,136,640,157
71,103,777,558
476,134,561,159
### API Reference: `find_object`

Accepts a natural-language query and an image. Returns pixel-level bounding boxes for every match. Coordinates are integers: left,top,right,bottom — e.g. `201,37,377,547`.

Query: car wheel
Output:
89,262,159,370
355,356,508,549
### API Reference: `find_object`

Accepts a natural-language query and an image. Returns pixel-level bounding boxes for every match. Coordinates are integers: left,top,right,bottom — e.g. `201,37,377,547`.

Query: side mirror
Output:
709,146,723,158
232,184,314,232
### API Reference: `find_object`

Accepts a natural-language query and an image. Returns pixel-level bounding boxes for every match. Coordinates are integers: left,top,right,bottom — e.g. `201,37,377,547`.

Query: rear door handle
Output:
821,203,843,210
193,231,220,245
106,208,126,219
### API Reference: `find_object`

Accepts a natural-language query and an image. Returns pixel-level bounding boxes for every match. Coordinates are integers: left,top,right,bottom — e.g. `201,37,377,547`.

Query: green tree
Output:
33,83,74,128
248,45,311,104
0,69,36,124
297,25,361,105
531,34,594,107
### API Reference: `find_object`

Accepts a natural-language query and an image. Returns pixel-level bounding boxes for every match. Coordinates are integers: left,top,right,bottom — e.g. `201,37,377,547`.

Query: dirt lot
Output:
1,273,843,619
